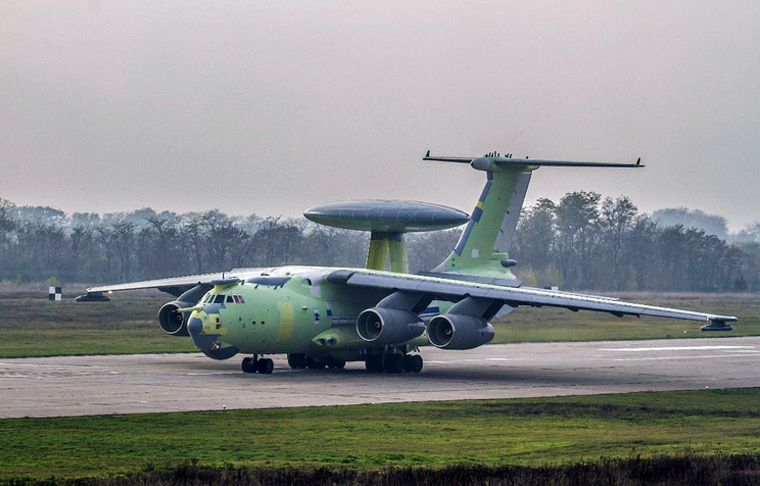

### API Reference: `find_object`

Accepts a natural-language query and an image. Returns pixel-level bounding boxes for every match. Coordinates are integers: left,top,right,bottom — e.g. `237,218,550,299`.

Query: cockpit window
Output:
204,293,246,305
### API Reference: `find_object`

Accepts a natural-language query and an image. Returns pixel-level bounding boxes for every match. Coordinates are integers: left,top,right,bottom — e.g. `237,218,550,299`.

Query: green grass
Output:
491,292,760,344
0,291,195,357
1,289,757,357
1,389,759,480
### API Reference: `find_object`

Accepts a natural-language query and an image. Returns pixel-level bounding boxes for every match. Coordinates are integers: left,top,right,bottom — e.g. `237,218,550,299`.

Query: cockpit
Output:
201,293,246,305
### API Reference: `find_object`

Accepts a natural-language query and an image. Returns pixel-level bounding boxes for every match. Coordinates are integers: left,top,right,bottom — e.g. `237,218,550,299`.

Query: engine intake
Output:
356,307,425,345
427,314,494,350
158,301,192,336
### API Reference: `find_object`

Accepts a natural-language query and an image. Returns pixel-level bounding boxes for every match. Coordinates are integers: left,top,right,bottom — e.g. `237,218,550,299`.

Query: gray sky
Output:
2,1,759,230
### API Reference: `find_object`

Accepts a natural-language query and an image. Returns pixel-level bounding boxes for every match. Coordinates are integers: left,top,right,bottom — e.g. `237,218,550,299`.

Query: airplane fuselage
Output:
185,266,430,365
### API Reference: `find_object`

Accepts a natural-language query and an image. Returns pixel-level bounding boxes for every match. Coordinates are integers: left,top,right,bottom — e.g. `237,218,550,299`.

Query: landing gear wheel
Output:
287,353,307,369
256,358,274,374
327,359,346,369
241,357,256,373
365,355,384,373
404,354,423,373
306,356,326,370
383,353,405,373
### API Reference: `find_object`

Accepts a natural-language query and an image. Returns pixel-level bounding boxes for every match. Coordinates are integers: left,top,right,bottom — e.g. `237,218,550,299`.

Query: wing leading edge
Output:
326,269,737,327
79,268,268,299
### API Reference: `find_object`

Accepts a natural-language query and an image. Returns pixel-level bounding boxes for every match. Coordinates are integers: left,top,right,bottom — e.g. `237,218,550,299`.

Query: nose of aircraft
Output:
187,316,203,336
185,308,239,360
186,309,223,350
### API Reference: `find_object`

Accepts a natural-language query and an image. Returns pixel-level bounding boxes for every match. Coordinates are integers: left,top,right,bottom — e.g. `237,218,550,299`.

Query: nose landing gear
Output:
241,355,274,374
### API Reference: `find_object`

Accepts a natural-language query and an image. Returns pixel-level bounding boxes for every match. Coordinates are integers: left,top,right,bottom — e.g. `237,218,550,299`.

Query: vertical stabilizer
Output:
494,171,532,253
423,153,642,280
430,162,532,280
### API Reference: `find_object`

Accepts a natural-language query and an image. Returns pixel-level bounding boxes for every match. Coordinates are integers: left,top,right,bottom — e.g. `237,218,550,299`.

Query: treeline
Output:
0,200,367,284
512,192,760,291
0,194,759,291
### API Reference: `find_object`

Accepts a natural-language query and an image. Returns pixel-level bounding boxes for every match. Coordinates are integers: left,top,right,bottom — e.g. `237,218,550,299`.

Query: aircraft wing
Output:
326,269,737,326
80,268,267,299
84,273,228,297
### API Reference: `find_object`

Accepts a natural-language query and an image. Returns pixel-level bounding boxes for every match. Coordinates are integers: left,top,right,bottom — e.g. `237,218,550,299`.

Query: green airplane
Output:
77,152,737,374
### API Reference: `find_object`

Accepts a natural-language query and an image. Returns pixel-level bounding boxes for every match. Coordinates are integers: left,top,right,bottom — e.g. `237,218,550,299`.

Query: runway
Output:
1,336,759,418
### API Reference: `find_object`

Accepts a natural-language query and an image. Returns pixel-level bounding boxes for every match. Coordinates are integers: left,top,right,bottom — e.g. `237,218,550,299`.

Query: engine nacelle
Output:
158,301,192,336
356,307,425,345
427,314,494,350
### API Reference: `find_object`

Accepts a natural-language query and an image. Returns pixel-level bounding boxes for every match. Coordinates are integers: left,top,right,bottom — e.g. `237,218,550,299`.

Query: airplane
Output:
77,152,737,374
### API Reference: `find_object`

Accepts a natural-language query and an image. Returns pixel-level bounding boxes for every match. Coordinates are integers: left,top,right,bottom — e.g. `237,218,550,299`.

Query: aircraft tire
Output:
403,354,423,373
257,358,274,374
383,354,405,374
365,355,383,373
403,355,415,372
305,356,326,370
241,357,256,373
410,354,423,373
327,359,346,369
287,353,307,369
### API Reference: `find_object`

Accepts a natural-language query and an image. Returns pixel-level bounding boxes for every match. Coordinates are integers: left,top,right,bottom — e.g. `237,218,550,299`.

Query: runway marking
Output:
601,345,754,352
612,353,760,362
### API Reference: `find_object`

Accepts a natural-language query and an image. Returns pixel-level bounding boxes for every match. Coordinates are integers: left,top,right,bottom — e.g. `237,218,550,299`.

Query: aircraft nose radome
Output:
187,317,203,336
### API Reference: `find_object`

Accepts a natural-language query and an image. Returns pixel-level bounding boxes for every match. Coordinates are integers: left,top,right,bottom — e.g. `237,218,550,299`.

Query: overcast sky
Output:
2,1,759,230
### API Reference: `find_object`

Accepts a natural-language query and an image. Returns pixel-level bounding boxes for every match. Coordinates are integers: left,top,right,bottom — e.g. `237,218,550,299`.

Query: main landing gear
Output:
365,353,423,374
287,353,346,370
242,355,274,374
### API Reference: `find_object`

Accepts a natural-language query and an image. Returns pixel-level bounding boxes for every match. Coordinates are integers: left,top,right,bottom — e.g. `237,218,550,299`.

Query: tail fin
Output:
425,153,642,280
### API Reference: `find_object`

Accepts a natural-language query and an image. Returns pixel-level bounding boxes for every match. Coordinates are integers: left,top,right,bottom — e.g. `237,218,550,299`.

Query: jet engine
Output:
427,314,494,350
356,307,425,345
158,301,192,336
157,284,213,337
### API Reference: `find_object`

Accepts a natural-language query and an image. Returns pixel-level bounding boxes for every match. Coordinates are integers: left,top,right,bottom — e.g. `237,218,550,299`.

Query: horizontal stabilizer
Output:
424,152,643,169
488,157,642,168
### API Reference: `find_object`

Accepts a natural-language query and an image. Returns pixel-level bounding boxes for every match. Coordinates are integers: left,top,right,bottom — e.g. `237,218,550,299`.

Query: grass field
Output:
1,388,759,480
1,285,757,358
2,286,759,484
494,291,760,343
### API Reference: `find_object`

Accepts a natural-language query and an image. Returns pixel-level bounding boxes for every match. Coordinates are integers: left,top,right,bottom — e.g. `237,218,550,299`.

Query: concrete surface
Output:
1,337,758,418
